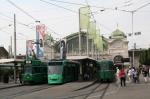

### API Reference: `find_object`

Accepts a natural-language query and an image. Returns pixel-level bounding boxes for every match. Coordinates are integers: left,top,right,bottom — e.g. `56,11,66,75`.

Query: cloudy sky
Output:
0,0,150,55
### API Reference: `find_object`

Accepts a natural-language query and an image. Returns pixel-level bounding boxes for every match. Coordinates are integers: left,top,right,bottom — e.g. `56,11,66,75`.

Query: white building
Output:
107,29,129,61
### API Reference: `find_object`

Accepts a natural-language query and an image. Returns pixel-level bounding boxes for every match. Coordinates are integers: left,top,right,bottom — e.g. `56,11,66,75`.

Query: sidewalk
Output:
104,75,150,99
0,81,21,90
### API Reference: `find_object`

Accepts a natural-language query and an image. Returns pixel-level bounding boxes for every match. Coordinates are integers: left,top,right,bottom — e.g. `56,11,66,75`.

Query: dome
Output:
111,29,126,39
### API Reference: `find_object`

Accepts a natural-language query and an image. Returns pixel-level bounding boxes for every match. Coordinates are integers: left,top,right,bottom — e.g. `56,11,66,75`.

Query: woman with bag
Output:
119,68,126,87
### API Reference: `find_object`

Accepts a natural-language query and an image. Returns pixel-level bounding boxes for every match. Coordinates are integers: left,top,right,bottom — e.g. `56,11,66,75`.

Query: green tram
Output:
47,60,80,84
97,60,116,82
21,59,47,84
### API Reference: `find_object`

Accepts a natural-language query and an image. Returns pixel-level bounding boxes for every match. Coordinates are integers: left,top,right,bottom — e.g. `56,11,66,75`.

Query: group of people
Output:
116,65,150,87
140,65,150,82
127,67,140,83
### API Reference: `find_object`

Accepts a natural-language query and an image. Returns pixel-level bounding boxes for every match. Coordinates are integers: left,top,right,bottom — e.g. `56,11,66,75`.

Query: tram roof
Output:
0,58,24,64
67,56,97,61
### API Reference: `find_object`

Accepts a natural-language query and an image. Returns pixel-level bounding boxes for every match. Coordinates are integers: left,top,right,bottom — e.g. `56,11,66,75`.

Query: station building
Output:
45,29,130,80
45,29,129,62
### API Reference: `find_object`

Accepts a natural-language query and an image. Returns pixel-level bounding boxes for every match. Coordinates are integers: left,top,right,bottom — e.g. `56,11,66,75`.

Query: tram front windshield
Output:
48,66,63,75
100,63,108,70
24,66,32,74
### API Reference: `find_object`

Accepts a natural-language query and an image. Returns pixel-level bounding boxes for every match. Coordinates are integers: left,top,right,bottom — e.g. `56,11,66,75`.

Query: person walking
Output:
142,66,148,83
133,69,139,83
127,67,132,82
116,67,120,84
119,68,126,87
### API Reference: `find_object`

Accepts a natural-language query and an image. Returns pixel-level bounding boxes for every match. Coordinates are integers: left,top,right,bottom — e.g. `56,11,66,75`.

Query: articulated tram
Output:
97,60,116,82
21,59,47,84
47,59,80,84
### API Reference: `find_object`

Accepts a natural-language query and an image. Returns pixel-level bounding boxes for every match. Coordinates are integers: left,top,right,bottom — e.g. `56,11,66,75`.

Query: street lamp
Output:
116,2,150,67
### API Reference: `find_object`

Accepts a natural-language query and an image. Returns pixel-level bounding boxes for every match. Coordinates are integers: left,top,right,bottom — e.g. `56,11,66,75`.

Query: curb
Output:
0,84,22,90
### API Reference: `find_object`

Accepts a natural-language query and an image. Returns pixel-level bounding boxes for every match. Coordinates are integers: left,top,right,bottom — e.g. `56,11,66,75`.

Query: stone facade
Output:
104,29,129,61
46,29,129,62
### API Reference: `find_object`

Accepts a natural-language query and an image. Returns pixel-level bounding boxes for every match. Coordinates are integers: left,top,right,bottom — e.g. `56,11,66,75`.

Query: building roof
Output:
65,32,86,41
110,29,126,39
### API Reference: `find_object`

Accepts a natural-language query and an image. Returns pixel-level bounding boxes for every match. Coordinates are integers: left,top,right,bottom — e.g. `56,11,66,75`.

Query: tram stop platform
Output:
0,82,21,90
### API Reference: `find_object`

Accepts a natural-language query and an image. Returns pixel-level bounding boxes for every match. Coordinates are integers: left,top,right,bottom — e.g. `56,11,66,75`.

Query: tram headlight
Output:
26,60,32,64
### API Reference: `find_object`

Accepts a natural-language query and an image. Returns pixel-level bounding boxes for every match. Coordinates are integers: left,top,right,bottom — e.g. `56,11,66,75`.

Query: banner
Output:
26,40,34,59
36,24,46,40
36,24,46,58
94,30,103,52
79,6,90,31
88,21,96,39
99,35,103,52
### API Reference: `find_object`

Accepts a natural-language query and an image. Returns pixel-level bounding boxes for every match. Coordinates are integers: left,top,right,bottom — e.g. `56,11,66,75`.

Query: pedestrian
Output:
142,66,148,83
127,67,132,82
119,67,126,87
116,67,120,84
131,67,136,82
133,69,139,83
148,67,150,77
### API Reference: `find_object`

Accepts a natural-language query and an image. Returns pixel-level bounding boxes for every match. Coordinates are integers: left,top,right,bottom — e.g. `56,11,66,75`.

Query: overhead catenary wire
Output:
40,0,111,38
47,0,115,10
40,0,78,13
124,0,133,4
40,0,95,17
116,2,150,13
115,0,150,12
7,0,37,21
48,0,87,6
133,2,150,12
84,0,108,39
6,0,60,36
0,12,35,30
40,0,96,23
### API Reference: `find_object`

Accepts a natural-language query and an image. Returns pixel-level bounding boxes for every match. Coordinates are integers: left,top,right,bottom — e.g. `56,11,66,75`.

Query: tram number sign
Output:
114,55,123,63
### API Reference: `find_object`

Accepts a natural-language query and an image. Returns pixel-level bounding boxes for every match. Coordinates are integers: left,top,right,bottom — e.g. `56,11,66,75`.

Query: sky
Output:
0,0,150,55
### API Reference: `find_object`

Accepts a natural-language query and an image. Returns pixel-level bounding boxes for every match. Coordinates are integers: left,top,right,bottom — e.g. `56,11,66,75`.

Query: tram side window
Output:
42,67,47,73
67,67,70,75
64,66,69,76
97,65,100,70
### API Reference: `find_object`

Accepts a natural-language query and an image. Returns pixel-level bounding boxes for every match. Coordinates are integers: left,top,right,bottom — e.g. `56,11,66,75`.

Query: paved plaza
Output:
0,75,150,99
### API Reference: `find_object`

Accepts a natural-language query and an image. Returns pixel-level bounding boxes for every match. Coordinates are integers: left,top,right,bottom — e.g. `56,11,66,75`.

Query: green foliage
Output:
147,48,150,65
139,48,150,65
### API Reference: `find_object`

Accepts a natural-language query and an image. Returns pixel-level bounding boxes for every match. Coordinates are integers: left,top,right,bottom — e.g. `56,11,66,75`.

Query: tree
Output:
139,49,150,65
139,50,146,65
147,48,150,65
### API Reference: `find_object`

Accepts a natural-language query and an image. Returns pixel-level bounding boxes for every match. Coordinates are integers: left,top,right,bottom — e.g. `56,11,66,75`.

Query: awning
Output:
0,59,24,64
67,56,96,61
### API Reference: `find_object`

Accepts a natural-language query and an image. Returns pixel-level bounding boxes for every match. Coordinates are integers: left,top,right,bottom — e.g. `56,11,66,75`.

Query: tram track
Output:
86,83,110,99
0,84,57,99
57,82,110,99
73,80,98,91
83,83,102,99
8,85,54,98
